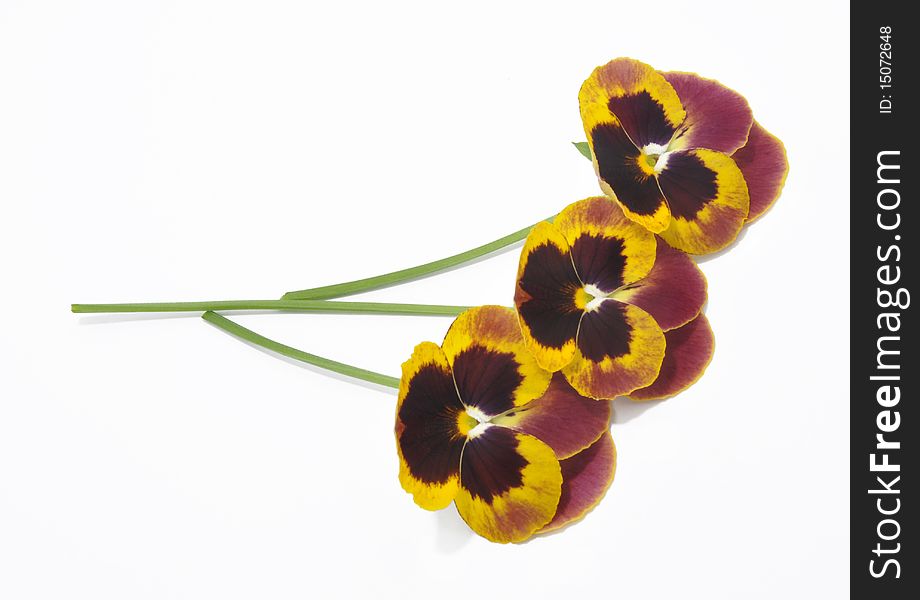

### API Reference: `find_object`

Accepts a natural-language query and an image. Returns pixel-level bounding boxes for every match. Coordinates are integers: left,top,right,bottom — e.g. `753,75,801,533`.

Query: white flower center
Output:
583,284,609,312
642,142,668,155
653,151,671,174
465,406,490,424
467,422,492,439
640,144,671,174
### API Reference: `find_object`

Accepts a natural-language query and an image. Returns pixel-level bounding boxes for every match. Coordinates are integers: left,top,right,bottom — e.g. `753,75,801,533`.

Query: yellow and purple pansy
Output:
395,305,615,543
579,57,788,254
515,197,714,400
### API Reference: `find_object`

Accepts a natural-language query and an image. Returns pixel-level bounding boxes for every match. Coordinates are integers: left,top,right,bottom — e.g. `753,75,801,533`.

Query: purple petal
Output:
541,432,616,533
732,120,789,222
629,313,715,401
493,373,612,459
662,71,753,155
613,238,707,331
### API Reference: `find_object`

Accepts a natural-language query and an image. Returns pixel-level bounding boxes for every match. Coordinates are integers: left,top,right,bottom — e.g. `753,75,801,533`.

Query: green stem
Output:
282,218,552,300
202,311,400,389
72,299,470,316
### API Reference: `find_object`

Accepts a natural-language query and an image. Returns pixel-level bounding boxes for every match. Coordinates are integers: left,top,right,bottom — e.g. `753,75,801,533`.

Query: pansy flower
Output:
579,57,788,254
515,196,714,400
395,305,615,543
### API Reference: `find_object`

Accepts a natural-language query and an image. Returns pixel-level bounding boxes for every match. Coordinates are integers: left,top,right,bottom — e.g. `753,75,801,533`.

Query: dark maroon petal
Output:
663,71,753,155
454,428,562,543
396,344,465,491
575,300,631,363
570,233,629,294
451,346,524,417
563,300,666,400
608,92,677,149
443,306,553,417
541,432,616,533
629,313,715,401
732,120,789,222
591,122,670,219
580,58,685,153
493,373,612,460
553,197,658,292
460,426,527,503
657,151,718,220
516,295,583,356
614,238,707,331
657,148,749,255
515,229,584,366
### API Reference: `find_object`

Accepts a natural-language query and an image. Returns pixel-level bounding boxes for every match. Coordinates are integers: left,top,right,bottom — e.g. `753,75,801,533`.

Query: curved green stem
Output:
202,311,400,389
282,218,552,300
72,299,470,316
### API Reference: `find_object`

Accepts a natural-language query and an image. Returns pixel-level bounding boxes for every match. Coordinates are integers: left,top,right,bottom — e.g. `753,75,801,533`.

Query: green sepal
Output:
572,141,592,161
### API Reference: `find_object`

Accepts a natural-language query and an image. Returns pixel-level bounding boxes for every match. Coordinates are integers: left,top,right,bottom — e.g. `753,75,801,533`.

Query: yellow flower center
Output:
456,410,480,437
637,152,659,176
573,287,594,310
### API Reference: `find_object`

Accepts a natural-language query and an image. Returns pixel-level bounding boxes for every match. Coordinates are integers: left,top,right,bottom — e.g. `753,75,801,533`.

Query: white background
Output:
1,1,849,598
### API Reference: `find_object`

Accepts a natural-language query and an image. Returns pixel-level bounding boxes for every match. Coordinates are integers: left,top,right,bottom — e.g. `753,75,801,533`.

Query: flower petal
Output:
579,58,684,234
731,120,789,222
553,197,657,293
396,342,464,510
662,71,753,155
492,373,611,460
541,432,616,533
587,122,672,233
455,427,562,543
580,58,685,150
563,299,666,399
612,238,707,331
657,148,750,254
442,306,552,417
629,313,715,401
515,222,583,372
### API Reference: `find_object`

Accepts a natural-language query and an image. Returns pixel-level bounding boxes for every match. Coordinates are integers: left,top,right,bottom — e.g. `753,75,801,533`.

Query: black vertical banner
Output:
851,1,916,596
